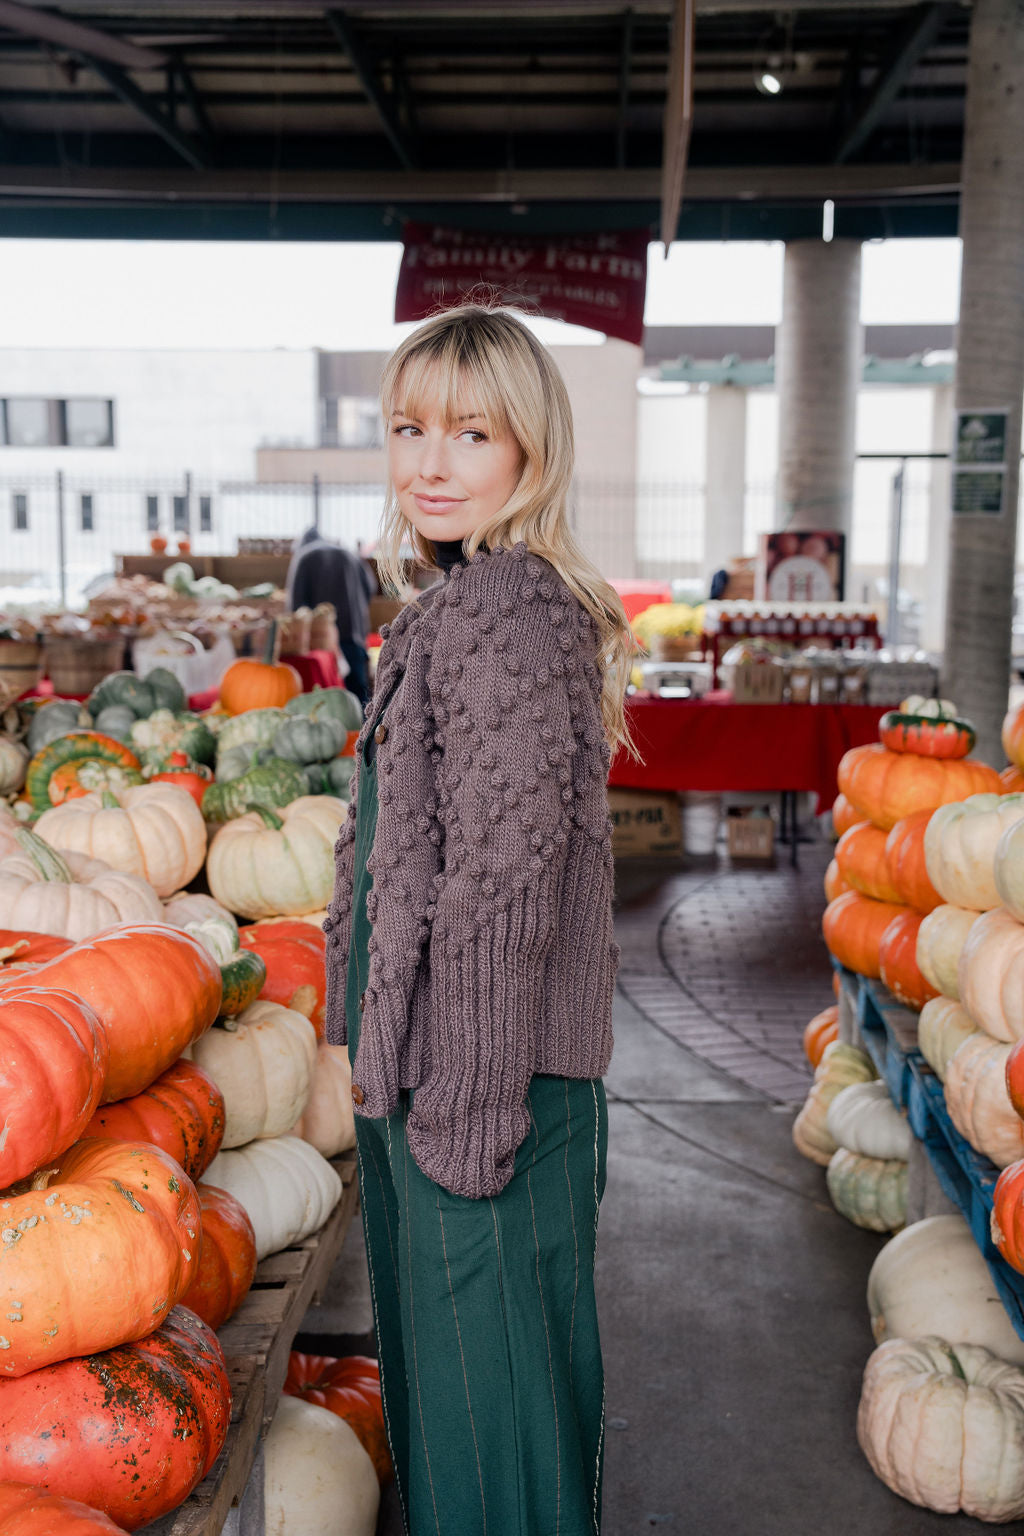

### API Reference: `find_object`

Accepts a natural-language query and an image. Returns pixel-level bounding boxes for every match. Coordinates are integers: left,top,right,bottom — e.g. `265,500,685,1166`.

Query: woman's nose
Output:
419,432,450,480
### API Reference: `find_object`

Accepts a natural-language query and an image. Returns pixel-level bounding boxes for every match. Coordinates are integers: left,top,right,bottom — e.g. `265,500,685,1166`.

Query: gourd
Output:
917,997,976,1080
0,1307,230,1530
878,909,938,1011
86,665,186,721
143,751,212,808
994,817,1024,922
792,1042,875,1165
204,1135,342,1259
0,1483,130,1534
302,756,356,798
188,1000,317,1147
0,831,164,940
207,797,347,919
215,707,288,761
837,743,1002,831
179,1182,258,1330
238,922,327,1035
858,1338,1024,1522
834,823,901,904
957,906,1024,1042
84,1058,226,1182
825,1080,912,1160
884,809,942,913
46,760,144,807
219,624,302,716
35,782,206,898
284,1354,391,1485
271,715,346,766
130,709,216,766
944,1032,1024,1168
0,738,28,795
0,1139,201,1376
214,743,259,783
867,1213,1024,1365
24,732,142,811
91,704,137,744
877,696,976,759
26,700,85,754
924,792,1024,910
802,1004,839,1068
290,1042,356,1157
915,903,979,1001
201,756,308,823
826,1150,907,1232
821,891,906,978
264,1395,379,1536
285,685,364,732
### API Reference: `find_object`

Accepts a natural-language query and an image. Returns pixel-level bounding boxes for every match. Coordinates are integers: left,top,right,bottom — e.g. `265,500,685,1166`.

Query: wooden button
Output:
352,1084,365,1106
359,990,366,1012
374,722,388,744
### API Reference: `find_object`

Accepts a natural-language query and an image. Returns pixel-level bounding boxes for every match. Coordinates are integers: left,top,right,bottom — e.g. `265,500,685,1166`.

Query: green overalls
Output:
345,669,609,1536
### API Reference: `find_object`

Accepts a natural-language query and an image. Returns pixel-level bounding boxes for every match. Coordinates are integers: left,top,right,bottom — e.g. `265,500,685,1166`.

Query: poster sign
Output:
756,531,846,602
953,407,1009,516
394,222,648,346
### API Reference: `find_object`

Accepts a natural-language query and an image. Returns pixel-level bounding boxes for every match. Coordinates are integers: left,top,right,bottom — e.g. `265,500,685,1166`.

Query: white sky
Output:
0,235,963,351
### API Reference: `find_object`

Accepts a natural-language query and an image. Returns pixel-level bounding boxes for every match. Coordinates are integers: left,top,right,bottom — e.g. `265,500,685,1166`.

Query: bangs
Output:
385,334,513,438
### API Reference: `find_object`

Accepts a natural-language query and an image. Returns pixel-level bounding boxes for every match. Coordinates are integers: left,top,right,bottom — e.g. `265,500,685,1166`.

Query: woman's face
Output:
388,384,524,545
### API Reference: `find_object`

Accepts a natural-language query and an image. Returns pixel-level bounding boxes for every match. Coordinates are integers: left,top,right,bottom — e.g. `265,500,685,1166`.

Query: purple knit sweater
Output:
323,539,620,1198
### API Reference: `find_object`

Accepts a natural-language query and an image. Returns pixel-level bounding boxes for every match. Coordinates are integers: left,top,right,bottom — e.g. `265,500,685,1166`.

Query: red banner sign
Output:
394,222,648,346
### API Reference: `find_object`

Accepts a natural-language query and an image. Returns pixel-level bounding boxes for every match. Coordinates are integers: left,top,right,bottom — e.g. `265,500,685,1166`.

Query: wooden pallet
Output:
144,1151,359,1536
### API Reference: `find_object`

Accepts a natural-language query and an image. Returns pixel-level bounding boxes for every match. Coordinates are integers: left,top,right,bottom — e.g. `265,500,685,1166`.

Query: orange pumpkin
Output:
835,822,901,903
284,1353,392,1485
1002,765,1024,794
993,1160,1024,1273
219,622,302,716
180,1182,258,1330
824,858,851,903
878,909,939,1011
822,891,907,978
1004,1037,1024,1121
832,793,861,836
803,1004,840,1067
1002,704,1024,773
838,743,1002,831
0,1482,129,1534
885,810,943,914
84,1058,226,1181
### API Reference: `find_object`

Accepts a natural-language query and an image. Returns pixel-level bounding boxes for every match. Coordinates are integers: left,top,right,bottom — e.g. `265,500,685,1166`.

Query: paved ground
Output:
300,833,990,1535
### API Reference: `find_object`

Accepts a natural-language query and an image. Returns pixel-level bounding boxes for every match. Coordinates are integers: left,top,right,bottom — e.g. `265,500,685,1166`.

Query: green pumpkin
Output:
201,755,308,822
131,709,216,767
144,667,188,714
303,757,355,798
92,705,138,745
24,730,143,811
26,700,86,754
272,715,346,766
826,1149,907,1232
216,742,260,784
219,949,267,1019
285,685,363,733
215,707,289,763
87,666,186,721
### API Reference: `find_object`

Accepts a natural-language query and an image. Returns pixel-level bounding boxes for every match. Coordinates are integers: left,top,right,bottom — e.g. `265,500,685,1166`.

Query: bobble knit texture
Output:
323,540,620,1199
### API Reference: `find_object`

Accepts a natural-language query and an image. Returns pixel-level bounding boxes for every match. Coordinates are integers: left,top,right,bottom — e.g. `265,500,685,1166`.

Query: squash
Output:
179,1182,258,1330
86,666,186,721
832,793,861,837
203,1135,342,1259
25,700,86,755
822,891,906,978
188,1000,317,1148
823,858,850,903
83,1058,225,1182
163,891,238,940
0,1483,129,1534
944,1032,1024,1168
207,797,347,919
826,1149,907,1232
0,985,109,1186
91,704,137,745
957,906,1024,1042
834,822,901,904
238,922,327,1036
884,809,942,914
201,756,308,823
802,1004,839,1068
825,1080,912,1160
24,732,142,812
838,743,1002,831
0,739,28,795
290,1041,355,1157
285,685,364,732
284,1354,391,1485
992,1160,1024,1274
858,1337,1024,1521
35,783,205,898
0,831,163,941
1002,765,1024,794
214,742,259,784
878,909,939,1011
302,756,356,798
1002,701,1024,772
867,1213,1024,1365
917,997,977,1081
219,624,302,717
0,929,72,967
129,710,216,766
924,792,1024,910
46,759,144,806
215,707,289,762
878,696,976,759
264,1394,379,1536
271,715,347,766
792,1041,876,1165
143,753,212,808
0,1306,229,1531
994,817,1024,923
915,903,979,1001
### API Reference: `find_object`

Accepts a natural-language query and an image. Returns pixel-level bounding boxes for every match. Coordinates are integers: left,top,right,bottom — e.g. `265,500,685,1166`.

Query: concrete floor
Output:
300,841,991,1535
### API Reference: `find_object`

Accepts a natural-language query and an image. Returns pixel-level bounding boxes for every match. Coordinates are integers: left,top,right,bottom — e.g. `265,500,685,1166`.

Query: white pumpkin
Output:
924,793,1024,911
858,1337,1024,1521
825,1080,912,1161
163,891,239,943
188,1000,317,1148
826,1149,907,1232
203,1135,341,1259
290,1041,356,1158
917,996,977,1081
957,906,1024,1042
867,1214,1024,1366
995,817,1024,923
791,1042,876,1166
0,737,28,795
207,796,346,919
944,1032,1024,1169
916,903,981,1001
0,831,163,940
264,1395,379,1536
35,782,206,898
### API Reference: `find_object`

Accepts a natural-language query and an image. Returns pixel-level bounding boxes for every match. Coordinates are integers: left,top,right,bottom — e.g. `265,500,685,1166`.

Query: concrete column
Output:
942,0,1024,764
775,240,863,534
923,383,954,655
703,386,748,582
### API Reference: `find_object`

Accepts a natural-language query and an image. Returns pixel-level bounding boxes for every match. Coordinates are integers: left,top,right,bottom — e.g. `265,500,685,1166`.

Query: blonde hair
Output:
374,302,641,763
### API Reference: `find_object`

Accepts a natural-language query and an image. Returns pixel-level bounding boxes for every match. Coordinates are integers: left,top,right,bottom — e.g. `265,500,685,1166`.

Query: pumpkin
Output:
290,1041,355,1157
264,1394,379,1536
0,929,71,966
271,715,347,766
826,1149,907,1232
957,906,1024,1042
1,924,223,1102
878,696,976,759
825,1080,912,1160
238,922,327,1035
284,1354,391,1485
924,792,1024,911
163,891,238,939
834,822,901,904
792,1041,876,1165
832,793,861,837
915,903,979,1001
0,985,109,1186
994,817,1024,923
802,1004,839,1068
1002,701,1024,772
0,1482,129,1534
187,1000,317,1148
203,1135,342,1260
867,1213,1024,1364
0,1306,229,1531
84,1058,225,1182
0,740,28,795
917,997,977,1081
219,624,302,716
944,1032,1024,1168
215,707,289,763
34,783,205,898
838,743,1002,832
201,755,309,823
46,759,144,806
91,705,137,745
1002,765,1024,794
302,756,357,799
129,710,216,766
0,1139,200,1376
823,858,850,903
179,1182,258,1330
884,809,942,914
821,891,906,978
25,701,86,755
285,685,364,732
143,751,212,808
86,666,186,721
992,1160,1024,1274
878,909,939,1011
24,733,142,812
0,831,163,941
207,797,347,919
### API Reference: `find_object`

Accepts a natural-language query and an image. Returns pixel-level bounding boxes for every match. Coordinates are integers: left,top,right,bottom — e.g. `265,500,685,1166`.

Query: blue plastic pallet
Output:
845,967,924,1110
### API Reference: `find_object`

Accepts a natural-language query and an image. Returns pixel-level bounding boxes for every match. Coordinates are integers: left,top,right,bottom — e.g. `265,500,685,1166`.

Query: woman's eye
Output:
462,430,488,443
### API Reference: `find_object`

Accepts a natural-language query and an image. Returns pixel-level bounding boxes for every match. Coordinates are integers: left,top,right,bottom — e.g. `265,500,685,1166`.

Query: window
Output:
145,495,159,532
199,495,212,533
325,396,384,450
12,492,28,531
80,493,94,532
6,399,54,447
0,398,114,448
172,495,189,533
66,399,114,448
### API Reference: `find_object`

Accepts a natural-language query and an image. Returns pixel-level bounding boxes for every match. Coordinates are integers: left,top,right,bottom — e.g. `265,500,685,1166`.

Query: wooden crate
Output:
731,662,784,704
725,811,775,860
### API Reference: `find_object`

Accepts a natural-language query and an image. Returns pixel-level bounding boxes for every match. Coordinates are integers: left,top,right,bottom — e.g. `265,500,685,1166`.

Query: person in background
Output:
285,525,377,706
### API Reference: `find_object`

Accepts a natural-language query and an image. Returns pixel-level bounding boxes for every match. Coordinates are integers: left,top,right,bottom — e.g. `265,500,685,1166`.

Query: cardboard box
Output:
607,788,683,858
732,661,785,704
726,809,775,860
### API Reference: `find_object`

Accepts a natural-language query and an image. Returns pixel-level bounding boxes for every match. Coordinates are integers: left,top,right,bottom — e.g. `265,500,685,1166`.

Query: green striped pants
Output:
347,1035,609,1536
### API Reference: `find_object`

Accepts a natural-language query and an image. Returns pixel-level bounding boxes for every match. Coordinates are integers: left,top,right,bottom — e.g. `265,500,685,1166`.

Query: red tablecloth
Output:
608,580,673,624
608,691,886,811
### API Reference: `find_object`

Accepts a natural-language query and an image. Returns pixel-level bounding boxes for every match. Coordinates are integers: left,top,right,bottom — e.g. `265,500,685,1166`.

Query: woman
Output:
323,302,637,1536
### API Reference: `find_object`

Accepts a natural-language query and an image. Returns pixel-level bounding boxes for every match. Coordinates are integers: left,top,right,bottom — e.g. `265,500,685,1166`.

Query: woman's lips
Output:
413,494,466,511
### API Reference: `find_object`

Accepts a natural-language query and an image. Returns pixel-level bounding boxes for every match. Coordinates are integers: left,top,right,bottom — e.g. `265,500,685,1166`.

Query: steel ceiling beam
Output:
325,8,418,170
174,59,215,143
77,54,209,169
617,6,634,168
835,1,952,162
0,0,168,70
660,0,695,247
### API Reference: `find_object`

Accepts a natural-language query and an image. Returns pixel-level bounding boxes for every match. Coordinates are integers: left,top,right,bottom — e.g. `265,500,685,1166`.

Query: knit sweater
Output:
323,539,620,1199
